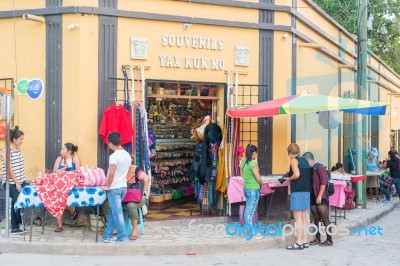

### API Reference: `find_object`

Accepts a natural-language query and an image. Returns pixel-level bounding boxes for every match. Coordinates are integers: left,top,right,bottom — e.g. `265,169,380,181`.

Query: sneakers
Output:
383,198,392,203
103,238,111,243
110,239,126,245
11,228,25,235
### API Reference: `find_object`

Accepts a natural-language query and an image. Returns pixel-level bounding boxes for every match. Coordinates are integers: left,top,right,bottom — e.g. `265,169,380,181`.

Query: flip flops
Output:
309,239,321,246
130,234,139,240
54,226,63,233
319,240,333,247
286,243,304,250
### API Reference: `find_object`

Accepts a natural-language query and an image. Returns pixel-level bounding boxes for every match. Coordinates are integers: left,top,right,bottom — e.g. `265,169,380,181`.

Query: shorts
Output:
310,193,329,205
290,192,310,211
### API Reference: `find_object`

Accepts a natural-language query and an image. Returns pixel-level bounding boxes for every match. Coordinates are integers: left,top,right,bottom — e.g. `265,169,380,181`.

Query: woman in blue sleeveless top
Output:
52,142,81,232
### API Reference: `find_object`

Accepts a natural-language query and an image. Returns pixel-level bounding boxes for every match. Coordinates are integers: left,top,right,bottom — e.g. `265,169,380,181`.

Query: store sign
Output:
27,78,44,100
131,37,148,60
159,34,226,71
17,78,30,94
235,45,249,66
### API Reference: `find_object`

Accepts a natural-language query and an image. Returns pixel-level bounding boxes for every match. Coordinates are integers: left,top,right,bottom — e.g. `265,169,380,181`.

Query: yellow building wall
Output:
272,23,293,173
0,1,45,11
117,18,259,84
62,14,99,168
118,0,259,23
0,17,46,179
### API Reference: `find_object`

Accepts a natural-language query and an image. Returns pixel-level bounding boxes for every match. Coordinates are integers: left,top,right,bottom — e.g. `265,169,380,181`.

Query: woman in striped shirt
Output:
1,126,27,235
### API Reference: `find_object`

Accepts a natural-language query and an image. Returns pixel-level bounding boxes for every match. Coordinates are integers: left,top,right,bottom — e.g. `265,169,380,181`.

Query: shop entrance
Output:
146,80,220,220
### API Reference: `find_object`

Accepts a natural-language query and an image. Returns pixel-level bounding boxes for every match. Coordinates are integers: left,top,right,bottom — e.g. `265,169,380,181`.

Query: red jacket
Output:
99,105,133,145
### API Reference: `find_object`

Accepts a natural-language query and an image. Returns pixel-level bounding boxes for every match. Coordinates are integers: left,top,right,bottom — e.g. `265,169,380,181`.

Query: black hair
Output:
389,150,396,161
245,144,258,164
107,132,121,146
10,126,24,141
302,152,314,161
64,142,78,154
331,162,343,172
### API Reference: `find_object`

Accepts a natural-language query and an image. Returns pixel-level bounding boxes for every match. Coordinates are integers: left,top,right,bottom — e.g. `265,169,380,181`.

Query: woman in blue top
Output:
52,142,81,232
366,151,380,171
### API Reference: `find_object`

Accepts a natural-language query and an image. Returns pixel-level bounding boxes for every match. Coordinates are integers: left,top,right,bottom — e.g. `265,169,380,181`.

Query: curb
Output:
0,202,398,255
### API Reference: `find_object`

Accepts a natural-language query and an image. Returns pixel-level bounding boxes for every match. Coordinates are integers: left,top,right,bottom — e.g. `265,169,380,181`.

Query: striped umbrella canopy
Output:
226,93,388,118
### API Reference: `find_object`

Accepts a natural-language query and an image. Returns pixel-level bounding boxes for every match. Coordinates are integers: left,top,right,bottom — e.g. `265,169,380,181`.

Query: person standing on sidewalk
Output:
52,142,81,232
240,144,263,240
302,152,333,247
285,143,311,250
383,151,400,202
103,132,131,244
1,126,27,235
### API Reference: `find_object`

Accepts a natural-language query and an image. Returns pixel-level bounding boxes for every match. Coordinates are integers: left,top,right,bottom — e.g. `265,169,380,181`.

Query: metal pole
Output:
356,0,368,208
328,112,332,171
4,96,11,237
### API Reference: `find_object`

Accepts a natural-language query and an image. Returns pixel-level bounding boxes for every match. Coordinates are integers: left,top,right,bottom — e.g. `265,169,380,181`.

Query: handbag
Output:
384,175,394,188
122,189,142,203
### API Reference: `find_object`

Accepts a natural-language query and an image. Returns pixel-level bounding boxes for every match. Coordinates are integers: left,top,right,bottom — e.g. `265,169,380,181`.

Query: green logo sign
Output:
17,79,29,94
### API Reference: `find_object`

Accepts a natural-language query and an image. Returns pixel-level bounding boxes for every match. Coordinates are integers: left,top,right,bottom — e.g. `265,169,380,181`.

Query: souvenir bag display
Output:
343,185,356,210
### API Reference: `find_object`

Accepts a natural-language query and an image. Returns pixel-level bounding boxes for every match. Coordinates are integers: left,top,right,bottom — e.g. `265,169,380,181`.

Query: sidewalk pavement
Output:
1,199,398,256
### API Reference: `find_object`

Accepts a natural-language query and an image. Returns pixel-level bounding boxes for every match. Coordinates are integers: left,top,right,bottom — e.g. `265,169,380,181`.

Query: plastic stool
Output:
124,206,145,236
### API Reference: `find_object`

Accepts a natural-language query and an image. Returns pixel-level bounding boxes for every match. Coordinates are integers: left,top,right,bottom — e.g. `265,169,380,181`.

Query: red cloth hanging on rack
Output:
99,104,133,145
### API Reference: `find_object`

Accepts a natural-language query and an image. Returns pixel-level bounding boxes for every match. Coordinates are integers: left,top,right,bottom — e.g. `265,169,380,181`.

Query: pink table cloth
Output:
227,176,287,203
329,181,347,207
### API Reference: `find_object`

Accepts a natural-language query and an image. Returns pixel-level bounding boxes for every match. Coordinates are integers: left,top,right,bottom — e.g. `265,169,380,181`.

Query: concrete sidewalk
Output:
0,199,398,256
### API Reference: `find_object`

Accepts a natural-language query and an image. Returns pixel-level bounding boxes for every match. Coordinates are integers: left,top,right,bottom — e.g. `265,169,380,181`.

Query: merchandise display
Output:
147,82,216,203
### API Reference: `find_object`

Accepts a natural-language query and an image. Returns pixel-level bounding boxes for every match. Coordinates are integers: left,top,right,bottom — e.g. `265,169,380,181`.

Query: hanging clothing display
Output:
99,104,133,145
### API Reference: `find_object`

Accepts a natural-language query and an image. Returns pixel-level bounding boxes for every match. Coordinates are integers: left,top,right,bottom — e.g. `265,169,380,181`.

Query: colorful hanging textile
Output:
34,171,84,219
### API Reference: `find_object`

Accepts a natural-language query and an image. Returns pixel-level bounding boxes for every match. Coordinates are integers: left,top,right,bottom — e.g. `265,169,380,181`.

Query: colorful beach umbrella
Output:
226,93,388,118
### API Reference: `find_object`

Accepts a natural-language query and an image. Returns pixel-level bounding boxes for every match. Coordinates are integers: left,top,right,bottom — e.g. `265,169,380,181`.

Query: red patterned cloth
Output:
33,171,85,218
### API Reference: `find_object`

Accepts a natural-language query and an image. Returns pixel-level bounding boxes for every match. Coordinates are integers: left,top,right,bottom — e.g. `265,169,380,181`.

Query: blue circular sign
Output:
27,78,44,100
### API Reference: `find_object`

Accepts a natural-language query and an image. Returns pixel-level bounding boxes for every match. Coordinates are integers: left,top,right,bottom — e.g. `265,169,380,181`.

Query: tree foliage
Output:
312,0,400,74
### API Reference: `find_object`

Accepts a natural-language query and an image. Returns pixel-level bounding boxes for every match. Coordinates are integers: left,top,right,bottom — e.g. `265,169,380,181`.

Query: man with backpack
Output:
302,152,333,247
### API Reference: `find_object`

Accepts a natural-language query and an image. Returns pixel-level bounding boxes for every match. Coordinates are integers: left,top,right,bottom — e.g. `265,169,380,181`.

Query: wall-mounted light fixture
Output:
282,33,288,39
183,23,192,30
67,24,80,30
22,13,45,23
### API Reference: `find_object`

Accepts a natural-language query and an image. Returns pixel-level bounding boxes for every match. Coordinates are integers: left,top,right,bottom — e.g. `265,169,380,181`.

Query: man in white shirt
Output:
103,132,131,244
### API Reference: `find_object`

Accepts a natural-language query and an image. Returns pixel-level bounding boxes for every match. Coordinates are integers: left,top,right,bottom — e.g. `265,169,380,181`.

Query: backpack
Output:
314,163,335,196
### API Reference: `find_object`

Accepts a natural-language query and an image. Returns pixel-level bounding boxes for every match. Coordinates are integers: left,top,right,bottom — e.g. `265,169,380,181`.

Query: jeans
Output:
3,182,27,230
382,178,400,200
243,188,260,237
103,187,127,241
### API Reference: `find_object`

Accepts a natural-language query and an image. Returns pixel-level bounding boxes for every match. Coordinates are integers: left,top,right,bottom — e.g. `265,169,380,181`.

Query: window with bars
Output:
235,85,260,146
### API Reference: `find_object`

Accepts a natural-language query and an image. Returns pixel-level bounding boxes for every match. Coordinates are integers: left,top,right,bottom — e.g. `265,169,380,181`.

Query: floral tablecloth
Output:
15,185,106,214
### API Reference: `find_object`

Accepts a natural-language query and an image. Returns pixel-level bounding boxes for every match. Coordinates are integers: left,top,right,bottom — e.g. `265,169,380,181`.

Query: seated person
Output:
331,162,347,174
126,165,150,240
366,151,381,171
52,142,81,232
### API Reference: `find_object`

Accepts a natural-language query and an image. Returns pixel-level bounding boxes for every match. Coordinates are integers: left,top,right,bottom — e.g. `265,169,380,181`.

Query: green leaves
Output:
313,0,400,73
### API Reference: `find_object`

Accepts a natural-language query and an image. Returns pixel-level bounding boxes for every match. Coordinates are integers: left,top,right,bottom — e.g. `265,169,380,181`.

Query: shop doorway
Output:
146,80,221,220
